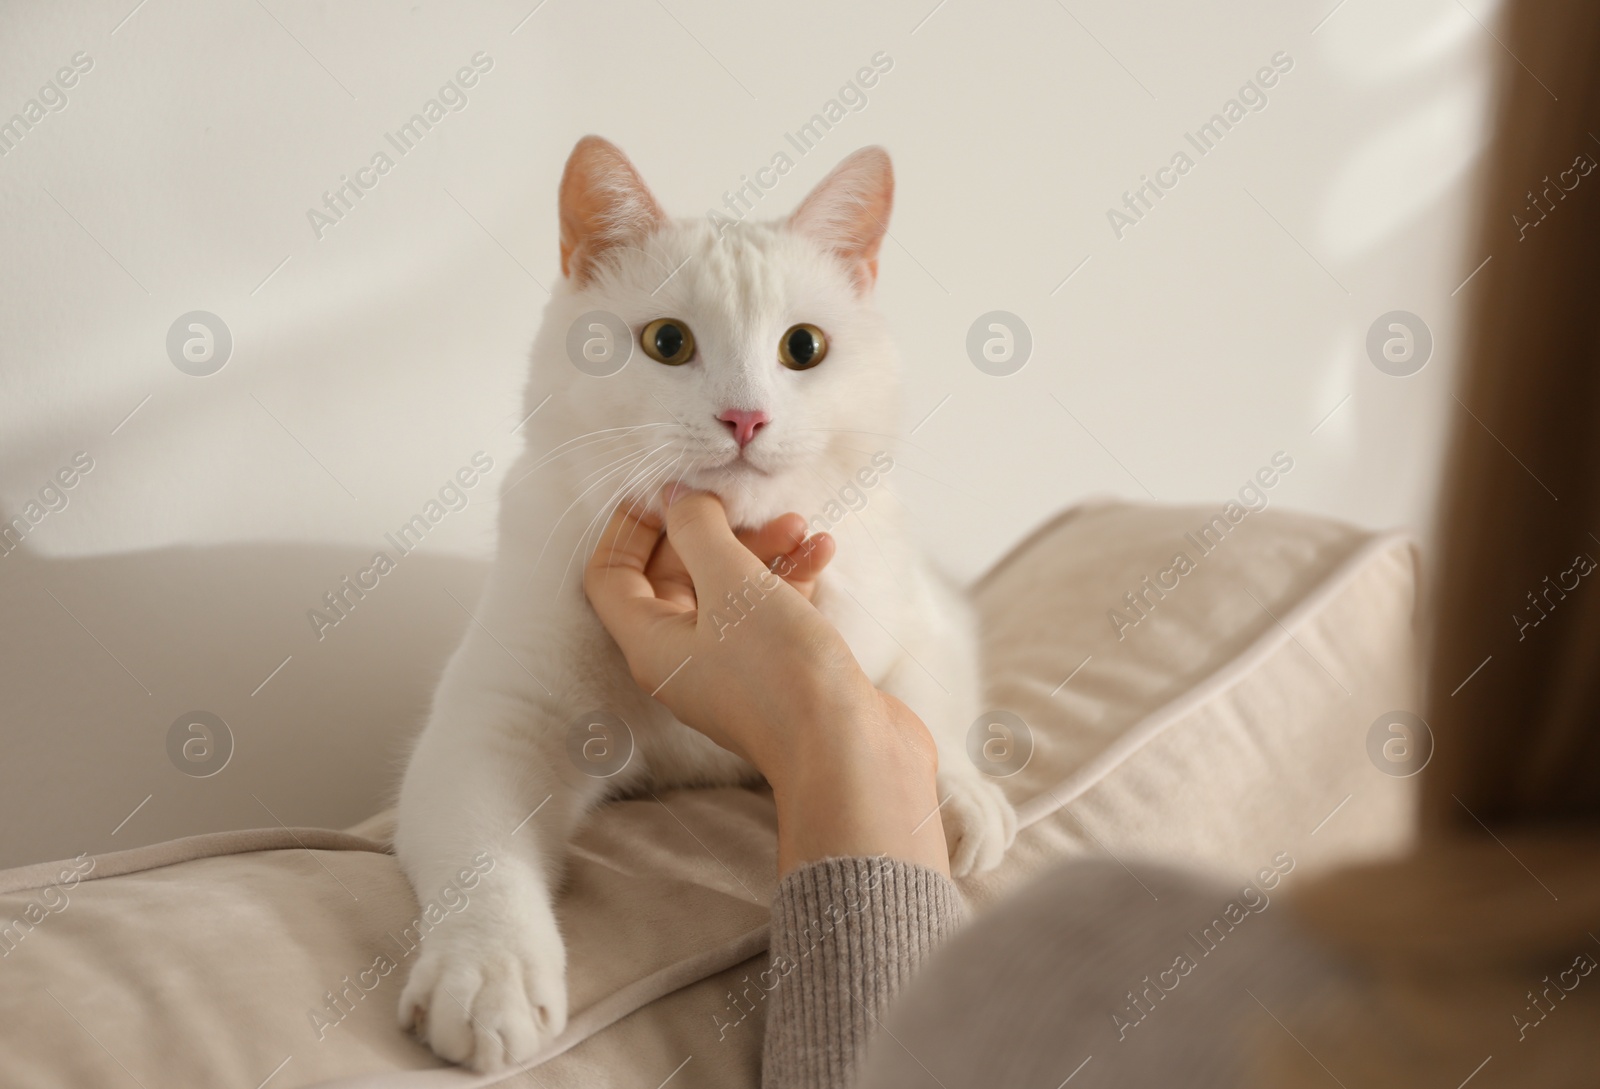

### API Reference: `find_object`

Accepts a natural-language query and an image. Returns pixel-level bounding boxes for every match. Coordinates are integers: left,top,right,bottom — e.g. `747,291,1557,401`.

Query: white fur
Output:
394,168,1015,1071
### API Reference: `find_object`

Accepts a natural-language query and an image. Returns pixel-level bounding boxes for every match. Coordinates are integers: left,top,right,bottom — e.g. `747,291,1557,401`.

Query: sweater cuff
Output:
761,856,965,1089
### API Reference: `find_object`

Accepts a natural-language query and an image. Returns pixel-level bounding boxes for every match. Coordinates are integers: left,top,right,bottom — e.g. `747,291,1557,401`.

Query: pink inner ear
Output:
789,147,894,293
559,136,668,284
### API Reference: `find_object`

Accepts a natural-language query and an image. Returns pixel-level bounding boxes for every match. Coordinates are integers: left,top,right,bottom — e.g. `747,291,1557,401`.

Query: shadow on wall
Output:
0,527,488,870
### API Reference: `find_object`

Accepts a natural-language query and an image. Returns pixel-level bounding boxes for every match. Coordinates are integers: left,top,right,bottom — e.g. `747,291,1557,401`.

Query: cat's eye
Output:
641,318,695,366
779,324,827,370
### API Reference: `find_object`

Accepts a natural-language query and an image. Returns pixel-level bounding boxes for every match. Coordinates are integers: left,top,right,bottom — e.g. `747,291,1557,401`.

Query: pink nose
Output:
717,409,769,449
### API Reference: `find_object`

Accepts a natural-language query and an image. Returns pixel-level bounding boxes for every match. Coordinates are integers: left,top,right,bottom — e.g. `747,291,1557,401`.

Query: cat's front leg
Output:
933,749,1018,876
394,684,603,1071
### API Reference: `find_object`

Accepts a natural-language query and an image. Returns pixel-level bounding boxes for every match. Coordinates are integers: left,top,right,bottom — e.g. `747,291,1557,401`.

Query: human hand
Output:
583,488,950,876
641,509,834,610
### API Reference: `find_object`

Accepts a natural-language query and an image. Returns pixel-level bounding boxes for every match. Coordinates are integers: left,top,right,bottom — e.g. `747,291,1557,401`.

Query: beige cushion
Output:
0,501,1419,1088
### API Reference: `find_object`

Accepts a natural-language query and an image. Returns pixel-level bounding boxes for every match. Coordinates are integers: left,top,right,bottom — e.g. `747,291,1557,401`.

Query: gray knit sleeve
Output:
761,856,965,1089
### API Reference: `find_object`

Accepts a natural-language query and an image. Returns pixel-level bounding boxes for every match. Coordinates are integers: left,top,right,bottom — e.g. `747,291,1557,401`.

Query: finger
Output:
584,506,677,646
651,511,806,609
661,489,766,599
643,536,699,609
784,533,835,580
773,533,836,600
588,503,663,581
735,513,809,567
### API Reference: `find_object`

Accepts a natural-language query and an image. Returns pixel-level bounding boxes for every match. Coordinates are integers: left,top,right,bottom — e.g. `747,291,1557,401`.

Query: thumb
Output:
661,488,767,601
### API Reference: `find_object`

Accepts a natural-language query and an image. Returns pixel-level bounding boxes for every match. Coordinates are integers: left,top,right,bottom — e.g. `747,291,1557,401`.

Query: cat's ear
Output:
558,136,668,284
789,146,894,293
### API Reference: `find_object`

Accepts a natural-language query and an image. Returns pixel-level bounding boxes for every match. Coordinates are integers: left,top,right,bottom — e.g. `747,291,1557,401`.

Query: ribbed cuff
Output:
761,856,965,1089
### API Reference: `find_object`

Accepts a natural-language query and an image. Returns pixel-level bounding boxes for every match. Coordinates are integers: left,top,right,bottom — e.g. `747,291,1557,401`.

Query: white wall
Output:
0,0,1495,866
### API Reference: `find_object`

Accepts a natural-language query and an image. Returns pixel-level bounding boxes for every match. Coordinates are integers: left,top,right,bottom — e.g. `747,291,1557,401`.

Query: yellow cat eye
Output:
640,318,695,366
779,323,828,370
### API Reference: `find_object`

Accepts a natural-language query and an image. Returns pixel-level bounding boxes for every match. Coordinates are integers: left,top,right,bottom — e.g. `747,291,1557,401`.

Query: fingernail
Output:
660,482,688,507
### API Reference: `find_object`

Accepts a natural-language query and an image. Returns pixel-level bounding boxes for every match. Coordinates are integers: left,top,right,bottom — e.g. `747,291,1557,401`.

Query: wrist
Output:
763,684,924,801
769,697,949,877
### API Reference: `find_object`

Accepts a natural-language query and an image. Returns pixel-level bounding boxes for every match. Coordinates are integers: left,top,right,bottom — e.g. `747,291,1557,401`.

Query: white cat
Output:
394,136,1015,1071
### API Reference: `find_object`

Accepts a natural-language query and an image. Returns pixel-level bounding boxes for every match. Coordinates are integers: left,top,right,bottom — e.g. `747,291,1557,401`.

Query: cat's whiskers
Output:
557,447,686,600
565,448,685,596
609,450,685,570
542,421,676,458
506,423,677,493
529,441,674,576
508,434,668,496
569,437,668,490
798,460,894,572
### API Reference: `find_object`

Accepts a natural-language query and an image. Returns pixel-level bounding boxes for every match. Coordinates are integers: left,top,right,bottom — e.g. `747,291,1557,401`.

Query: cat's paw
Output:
398,925,567,1072
937,770,1017,877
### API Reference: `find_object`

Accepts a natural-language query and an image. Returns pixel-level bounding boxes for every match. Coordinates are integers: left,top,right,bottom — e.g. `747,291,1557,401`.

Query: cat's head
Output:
536,135,900,528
